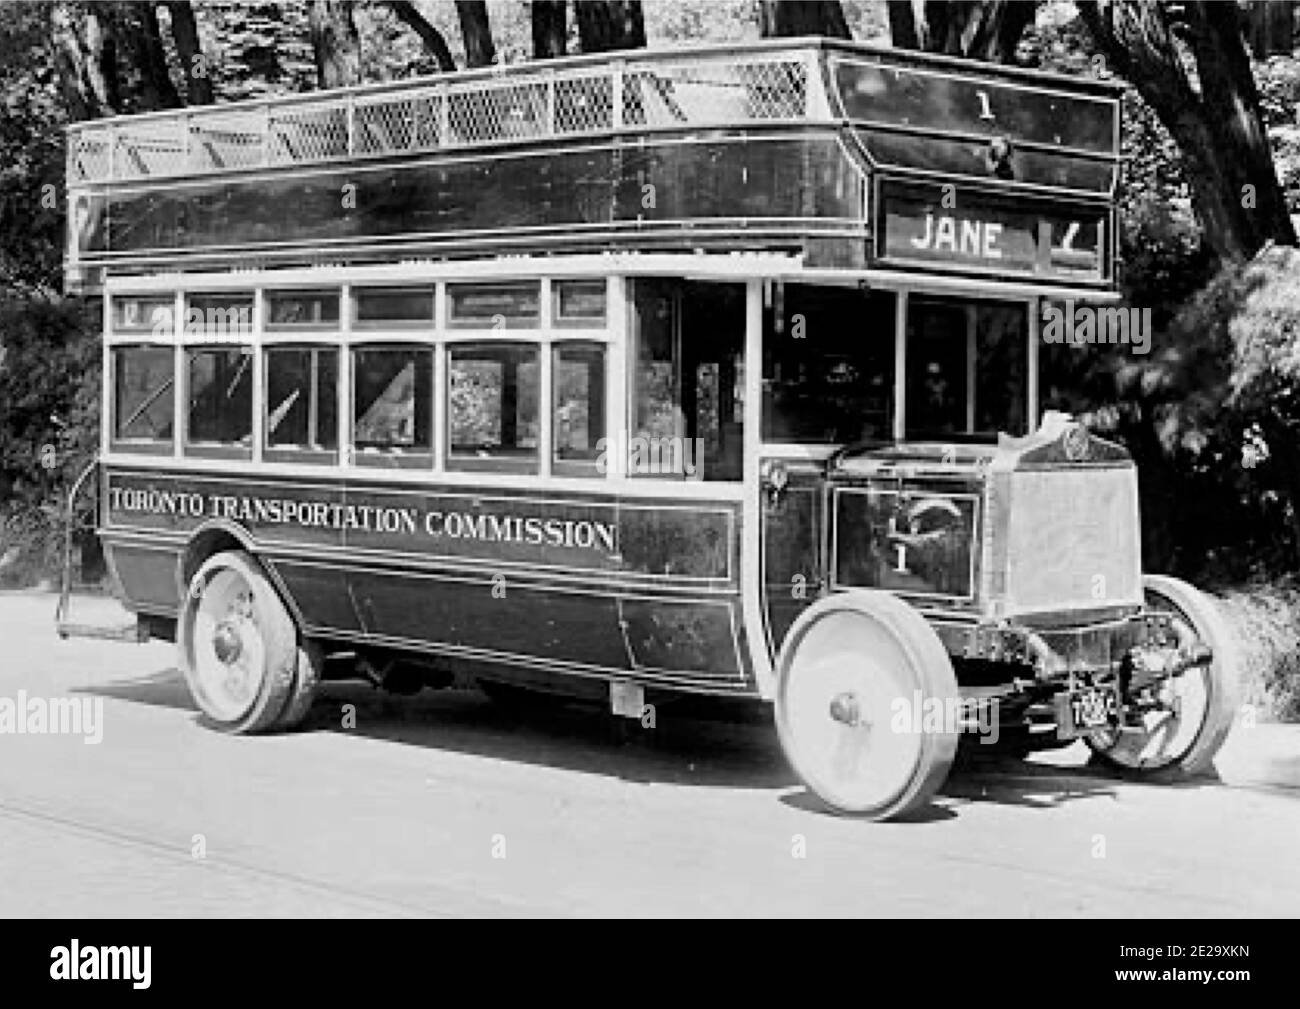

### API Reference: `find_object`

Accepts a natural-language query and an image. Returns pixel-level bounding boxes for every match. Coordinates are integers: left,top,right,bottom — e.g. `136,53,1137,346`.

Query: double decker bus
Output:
61,38,1236,820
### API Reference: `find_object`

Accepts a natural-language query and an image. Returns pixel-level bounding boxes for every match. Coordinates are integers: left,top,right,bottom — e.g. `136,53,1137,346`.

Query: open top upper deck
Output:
65,37,1123,295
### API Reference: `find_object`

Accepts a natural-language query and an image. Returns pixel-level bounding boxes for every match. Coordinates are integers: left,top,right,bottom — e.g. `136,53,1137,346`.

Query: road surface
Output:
1,591,1297,917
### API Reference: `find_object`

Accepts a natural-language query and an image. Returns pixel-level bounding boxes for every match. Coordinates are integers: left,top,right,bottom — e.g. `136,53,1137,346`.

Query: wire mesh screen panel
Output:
68,47,815,183
188,109,267,172
270,102,350,164
623,57,808,128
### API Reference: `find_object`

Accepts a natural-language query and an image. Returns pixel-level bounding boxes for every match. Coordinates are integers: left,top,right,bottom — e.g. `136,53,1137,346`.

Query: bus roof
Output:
65,37,1121,295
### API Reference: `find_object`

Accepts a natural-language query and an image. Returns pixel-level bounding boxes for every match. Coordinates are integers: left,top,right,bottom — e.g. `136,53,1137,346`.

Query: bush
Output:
1042,244,1300,587
0,294,100,586
1218,581,1300,722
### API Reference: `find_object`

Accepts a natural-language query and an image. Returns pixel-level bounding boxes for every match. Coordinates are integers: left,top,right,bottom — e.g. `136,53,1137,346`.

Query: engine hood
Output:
831,412,1132,480
826,414,1143,621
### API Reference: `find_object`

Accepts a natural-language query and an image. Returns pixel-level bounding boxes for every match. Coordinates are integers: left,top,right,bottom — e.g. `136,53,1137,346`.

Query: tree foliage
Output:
1080,0,1296,264
0,295,100,584
1,2,70,293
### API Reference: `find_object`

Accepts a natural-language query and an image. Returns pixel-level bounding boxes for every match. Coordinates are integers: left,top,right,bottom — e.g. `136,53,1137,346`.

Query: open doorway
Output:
629,279,746,481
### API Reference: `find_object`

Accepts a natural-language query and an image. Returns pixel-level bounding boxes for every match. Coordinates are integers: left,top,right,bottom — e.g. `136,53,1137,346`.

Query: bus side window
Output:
553,341,606,476
112,345,174,448
352,346,433,466
185,347,253,455
447,342,540,472
265,346,339,461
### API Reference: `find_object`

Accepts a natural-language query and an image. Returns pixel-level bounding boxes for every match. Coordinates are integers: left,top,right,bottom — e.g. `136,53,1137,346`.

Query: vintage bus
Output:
60,38,1235,819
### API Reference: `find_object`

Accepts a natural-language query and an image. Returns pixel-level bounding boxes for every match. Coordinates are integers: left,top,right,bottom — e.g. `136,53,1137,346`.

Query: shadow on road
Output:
80,666,195,711
68,665,1237,820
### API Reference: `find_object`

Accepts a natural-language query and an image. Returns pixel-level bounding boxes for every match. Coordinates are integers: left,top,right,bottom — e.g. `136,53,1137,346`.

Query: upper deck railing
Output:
67,37,1124,189
65,39,1124,295
68,42,823,186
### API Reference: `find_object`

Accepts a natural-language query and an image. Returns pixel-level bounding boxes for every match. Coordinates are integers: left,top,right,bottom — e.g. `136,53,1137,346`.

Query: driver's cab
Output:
759,283,1036,654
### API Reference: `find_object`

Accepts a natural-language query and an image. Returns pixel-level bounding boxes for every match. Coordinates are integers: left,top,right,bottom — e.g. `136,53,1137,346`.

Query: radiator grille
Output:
998,467,1141,616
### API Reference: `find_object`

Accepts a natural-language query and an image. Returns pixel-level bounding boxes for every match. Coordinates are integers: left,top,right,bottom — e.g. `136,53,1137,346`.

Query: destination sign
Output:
879,182,1107,280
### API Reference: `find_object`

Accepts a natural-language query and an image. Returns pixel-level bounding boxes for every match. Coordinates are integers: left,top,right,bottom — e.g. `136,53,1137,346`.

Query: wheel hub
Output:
829,691,862,727
212,620,244,665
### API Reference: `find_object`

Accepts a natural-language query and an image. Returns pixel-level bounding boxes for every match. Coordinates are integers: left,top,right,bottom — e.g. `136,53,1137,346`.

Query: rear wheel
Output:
178,550,298,734
775,591,959,820
275,639,323,730
1086,575,1236,778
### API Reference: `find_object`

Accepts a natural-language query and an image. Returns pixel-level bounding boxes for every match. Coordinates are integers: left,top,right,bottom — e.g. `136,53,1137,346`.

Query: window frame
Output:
109,343,176,455
627,278,689,481
109,296,176,339
182,343,256,461
263,343,341,465
551,279,609,329
182,292,256,344
349,342,436,470
263,288,342,332
444,339,543,474
550,338,608,478
902,294,1030,442
446,280,543,331
101,276,631,487
351,286,436,330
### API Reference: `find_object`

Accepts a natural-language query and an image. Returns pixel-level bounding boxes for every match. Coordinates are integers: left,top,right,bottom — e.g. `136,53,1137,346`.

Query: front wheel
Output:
178,550,299,734
774,591,959,820
1086,575,1237,778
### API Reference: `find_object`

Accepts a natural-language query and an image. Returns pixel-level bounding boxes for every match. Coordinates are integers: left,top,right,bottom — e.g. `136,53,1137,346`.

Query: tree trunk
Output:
889,1,1036,62
386,0,457,71
308,0,362,89
51,2,120,120
759,0,850,38
1246,0,1294,58
576,1,647,53
456,0,496,68
1080,1,1297,264
886,1,920,49
120,2,181,110
166,1,215,104
532,0,568,59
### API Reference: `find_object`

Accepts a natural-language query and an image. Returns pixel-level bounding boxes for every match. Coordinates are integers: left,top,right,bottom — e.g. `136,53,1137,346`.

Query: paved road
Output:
1,591,1297,917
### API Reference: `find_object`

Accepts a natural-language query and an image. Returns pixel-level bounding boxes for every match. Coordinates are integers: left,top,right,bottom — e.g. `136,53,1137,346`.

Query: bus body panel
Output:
101,466,751,693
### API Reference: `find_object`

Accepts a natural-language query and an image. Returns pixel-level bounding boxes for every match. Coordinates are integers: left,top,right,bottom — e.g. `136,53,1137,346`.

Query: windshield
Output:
762,285,897,445
905,298,1028,440
761,285,1029,446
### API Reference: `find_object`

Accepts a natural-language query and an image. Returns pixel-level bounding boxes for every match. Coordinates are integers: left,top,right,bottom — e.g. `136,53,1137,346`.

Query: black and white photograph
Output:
0,0,1295,952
